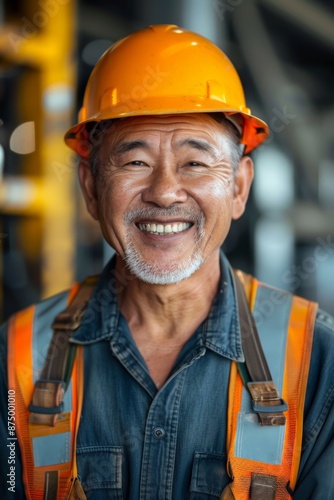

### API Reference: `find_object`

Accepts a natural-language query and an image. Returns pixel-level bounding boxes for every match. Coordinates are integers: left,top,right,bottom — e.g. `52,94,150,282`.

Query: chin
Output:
124,244,204,285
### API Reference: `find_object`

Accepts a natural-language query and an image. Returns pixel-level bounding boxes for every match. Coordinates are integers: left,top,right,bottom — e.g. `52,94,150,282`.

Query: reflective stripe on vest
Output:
8,284,84,500
223,271,317,500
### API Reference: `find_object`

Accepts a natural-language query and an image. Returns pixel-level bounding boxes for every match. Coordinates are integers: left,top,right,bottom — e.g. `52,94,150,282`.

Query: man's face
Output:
79,114,253,284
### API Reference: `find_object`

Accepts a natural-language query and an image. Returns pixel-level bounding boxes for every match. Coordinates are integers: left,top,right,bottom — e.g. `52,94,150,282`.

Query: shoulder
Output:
296,308,334,496
309,306,334,375
0,288,73,378
314,308,334,338
310,308,334,377
303,308,334,443
1,288,72,332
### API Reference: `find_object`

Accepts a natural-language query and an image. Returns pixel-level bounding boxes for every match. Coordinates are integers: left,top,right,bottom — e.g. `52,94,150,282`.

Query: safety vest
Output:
7,271,317,500
7,282,86,500
221,271,317,500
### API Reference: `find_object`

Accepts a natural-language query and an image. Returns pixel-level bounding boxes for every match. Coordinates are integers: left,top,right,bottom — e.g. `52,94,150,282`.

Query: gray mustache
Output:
124,207,203,223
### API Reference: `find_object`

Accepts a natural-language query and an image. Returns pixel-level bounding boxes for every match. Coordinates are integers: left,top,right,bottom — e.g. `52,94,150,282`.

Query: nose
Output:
141,167,188,207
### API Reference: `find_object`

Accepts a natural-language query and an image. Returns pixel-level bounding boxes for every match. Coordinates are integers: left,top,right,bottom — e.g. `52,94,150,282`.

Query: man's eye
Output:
125,160,147,166
187,161,205,167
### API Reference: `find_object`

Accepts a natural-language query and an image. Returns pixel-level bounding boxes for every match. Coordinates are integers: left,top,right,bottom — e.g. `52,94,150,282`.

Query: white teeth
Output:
138,222,191,234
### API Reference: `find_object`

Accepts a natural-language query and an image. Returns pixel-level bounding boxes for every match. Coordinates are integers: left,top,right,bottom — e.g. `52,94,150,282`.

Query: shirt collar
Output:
200,252,244,362
71,255,121,344
71,252,245,362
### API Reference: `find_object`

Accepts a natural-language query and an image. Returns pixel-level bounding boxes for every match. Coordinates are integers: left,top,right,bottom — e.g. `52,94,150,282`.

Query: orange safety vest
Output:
221,271,317,499
7,271,317,500
7,282,86,500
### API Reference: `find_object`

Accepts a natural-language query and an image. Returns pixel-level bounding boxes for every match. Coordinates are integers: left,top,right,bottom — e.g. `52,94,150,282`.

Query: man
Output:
1,24,334,500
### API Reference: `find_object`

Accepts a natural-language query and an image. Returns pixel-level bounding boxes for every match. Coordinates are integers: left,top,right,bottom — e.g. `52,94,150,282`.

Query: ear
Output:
232,155,254,220
78,160,99,220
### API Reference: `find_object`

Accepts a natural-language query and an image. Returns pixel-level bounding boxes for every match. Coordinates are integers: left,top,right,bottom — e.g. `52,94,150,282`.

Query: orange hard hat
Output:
65,24,269,156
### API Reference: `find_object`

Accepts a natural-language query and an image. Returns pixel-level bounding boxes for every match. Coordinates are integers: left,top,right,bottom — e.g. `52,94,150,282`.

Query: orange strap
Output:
223,272,318,500
7,284,84,500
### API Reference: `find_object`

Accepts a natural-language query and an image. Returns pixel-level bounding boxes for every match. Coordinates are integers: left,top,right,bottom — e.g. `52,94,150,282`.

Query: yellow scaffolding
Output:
0,0,77,315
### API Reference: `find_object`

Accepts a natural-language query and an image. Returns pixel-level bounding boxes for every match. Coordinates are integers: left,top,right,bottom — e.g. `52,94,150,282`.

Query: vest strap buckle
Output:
28,380,65,426
247,381,288,426
250,473,277,500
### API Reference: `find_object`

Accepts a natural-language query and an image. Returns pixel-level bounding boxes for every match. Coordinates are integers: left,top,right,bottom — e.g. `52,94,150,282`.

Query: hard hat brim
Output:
65,105,269,158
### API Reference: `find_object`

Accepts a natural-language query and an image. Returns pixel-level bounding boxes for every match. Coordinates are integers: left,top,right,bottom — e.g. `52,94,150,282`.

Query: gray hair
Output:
209,113,244,172
87,120,114,179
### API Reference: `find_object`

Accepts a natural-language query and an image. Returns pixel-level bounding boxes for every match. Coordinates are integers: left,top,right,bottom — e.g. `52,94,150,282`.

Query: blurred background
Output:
0,0,334,322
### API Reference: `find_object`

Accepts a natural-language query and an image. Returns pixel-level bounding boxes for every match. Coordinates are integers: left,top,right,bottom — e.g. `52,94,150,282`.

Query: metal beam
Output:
233,0,321,194
259,0,334,51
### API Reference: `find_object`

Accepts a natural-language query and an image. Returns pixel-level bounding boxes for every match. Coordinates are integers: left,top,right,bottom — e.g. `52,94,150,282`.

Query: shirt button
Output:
153,427,165,439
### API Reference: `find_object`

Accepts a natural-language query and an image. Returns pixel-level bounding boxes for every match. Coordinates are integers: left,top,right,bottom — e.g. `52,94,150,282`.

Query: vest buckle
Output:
247,381,288,426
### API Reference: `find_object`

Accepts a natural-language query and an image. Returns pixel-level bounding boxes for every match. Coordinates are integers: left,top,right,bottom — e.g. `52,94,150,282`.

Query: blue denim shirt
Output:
1,253,334,499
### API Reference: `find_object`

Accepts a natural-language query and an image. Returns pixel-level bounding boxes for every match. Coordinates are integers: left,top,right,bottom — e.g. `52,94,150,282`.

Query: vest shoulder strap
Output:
222,270,318,500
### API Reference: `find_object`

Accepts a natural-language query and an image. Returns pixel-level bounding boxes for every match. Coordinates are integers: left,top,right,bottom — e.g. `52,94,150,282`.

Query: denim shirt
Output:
1,253,334,499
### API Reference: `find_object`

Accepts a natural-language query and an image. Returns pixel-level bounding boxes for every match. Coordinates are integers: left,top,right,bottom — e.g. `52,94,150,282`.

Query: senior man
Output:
1,25,334,500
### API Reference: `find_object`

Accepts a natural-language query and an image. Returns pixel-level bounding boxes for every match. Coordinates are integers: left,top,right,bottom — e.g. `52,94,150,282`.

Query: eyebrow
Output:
176,138,217,158
113,140,150,155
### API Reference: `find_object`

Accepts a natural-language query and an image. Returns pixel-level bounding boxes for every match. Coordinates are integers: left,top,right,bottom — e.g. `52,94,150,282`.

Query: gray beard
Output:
123,207,205,285
124,244,204,284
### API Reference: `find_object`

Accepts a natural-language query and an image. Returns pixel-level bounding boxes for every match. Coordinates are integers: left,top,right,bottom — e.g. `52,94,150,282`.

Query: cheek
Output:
96,183,115,219
198,183,235,246
95,181,132,254
193,176,234,216
96,175,142,227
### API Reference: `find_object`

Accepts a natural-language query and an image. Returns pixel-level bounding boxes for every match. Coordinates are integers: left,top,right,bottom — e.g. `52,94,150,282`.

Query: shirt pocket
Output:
76,445,123,499
190,452,229,499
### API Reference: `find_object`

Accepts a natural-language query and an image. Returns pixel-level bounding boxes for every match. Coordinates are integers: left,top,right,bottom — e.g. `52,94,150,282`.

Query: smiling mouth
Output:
137,222,192,235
